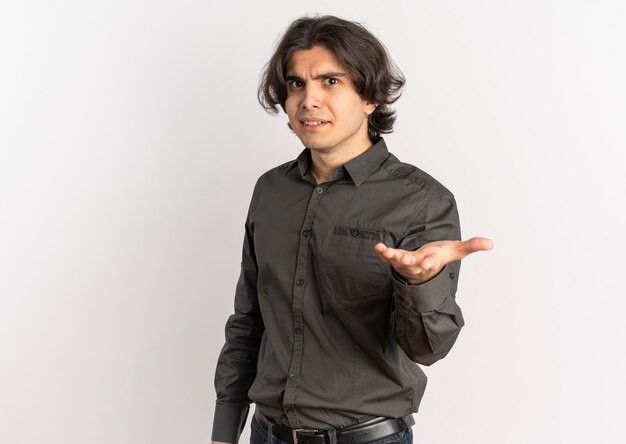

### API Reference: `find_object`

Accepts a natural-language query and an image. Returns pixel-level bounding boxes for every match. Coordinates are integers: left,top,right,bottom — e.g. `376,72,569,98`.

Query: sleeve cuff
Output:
211,402,250,443
392,263,455,313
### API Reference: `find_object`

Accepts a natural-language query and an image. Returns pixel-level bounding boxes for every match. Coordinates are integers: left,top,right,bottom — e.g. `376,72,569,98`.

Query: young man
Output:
211,15,493,444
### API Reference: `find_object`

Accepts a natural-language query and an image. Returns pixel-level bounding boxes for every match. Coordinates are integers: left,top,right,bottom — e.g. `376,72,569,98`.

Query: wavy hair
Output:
258,15,406,142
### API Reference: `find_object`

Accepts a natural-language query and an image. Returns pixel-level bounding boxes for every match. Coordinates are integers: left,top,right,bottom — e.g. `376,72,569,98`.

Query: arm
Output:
391,261,463,366
211,181,264,444
375,192,492,366
389,193,464,366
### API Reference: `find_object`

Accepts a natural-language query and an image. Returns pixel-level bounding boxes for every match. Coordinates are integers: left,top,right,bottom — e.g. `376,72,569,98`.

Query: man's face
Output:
285,45,376,154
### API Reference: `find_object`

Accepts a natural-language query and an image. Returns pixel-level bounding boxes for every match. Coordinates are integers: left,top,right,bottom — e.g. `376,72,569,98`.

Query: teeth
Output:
303,121,326,126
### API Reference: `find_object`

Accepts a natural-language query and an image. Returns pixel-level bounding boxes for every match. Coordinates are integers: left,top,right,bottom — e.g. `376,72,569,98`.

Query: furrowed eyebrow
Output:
314,72,347,80
285,72,347,82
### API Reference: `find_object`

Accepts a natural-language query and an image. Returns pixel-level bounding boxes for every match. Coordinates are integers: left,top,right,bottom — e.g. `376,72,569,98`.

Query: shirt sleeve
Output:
391,192,465,366
211,179,265,443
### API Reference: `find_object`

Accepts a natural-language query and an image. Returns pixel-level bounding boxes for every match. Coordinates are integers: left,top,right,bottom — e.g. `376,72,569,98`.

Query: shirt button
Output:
350,228,359,237
302,230,311,237
289,373,296,380
296,278,305,286
295,327,303,335
449,272,455,279
315,187,324,194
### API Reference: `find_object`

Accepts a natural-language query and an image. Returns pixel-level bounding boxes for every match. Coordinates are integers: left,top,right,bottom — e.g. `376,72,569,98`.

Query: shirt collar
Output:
284,137,390,186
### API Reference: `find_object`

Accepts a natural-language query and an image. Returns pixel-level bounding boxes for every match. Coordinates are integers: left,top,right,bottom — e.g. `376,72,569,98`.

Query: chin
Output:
296,135,327,150
303,141,332,151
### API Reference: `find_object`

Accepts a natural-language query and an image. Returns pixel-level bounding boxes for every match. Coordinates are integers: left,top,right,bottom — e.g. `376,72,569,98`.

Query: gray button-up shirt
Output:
212,138,464,443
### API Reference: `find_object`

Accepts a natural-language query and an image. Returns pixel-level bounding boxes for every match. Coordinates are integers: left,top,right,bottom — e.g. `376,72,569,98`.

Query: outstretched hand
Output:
374,237,494,285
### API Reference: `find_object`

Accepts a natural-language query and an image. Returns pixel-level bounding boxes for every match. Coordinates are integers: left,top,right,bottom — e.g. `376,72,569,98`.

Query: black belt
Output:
254,410,415,444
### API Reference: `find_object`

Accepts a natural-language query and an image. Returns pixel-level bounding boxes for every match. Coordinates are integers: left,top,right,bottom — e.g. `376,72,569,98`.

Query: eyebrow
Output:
285,72,348,82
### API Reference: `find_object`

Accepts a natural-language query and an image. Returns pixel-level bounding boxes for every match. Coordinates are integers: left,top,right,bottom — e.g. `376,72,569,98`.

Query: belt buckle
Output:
291,428,319,444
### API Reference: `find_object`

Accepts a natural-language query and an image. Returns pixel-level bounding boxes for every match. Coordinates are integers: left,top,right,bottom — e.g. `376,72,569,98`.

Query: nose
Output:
301,84,321,109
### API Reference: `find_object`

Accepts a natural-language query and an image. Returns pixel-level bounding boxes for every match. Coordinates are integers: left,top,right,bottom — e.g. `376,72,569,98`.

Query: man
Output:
211,15,493,444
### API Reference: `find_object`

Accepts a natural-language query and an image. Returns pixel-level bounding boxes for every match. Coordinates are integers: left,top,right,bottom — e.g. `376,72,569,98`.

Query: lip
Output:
299,119,330,131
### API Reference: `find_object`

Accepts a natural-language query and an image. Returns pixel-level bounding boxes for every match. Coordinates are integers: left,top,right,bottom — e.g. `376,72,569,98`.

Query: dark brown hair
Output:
258,15,406,142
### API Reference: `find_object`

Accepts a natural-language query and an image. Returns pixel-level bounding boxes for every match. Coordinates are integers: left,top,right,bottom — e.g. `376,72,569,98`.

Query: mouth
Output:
300,120,330,131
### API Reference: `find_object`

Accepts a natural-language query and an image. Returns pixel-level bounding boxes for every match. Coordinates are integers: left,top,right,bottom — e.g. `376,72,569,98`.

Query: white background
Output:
1,1,625,443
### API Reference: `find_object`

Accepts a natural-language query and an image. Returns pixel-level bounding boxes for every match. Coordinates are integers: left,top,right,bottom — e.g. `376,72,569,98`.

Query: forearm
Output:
211,399,252,444
212,307,263,441
392,260,464,366
213,195,263,443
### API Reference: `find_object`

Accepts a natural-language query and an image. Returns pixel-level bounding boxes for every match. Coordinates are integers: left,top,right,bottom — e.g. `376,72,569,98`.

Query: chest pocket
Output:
317,225,392,313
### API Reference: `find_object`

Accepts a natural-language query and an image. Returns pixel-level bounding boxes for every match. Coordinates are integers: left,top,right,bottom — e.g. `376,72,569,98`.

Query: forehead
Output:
286,45,347,75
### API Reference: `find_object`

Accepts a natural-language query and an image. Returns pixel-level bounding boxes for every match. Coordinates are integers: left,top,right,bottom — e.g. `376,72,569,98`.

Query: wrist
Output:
397,267,444,285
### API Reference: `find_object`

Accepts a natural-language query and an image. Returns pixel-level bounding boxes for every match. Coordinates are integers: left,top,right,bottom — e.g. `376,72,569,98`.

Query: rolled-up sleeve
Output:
212,179,265,443
392,192,465,366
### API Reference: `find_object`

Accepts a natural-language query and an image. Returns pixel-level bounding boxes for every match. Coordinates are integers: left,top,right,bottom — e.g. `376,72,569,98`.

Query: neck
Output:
310,139,373,184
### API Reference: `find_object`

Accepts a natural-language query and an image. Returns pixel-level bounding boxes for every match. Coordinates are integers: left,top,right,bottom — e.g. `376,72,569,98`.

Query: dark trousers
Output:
250,415,413,444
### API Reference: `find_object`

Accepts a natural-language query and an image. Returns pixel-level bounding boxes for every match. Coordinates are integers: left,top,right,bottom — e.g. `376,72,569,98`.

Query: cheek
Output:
335,97,366,122
342,104,368,129
284,95,296,113
285,100,302,125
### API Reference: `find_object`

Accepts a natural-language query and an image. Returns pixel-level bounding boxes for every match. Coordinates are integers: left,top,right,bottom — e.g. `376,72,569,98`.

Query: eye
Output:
288,79,304,89
324,78,339,86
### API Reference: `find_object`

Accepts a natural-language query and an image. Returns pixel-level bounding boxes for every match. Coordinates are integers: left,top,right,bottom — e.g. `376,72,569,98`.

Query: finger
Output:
434,237,493,263
374,242,387,254
377,244,444,278
387,249,416,267
388,250,427,275
466,236,494,252
454,237,494,259
401,254,414,266
421,256,436,270
376,243,418,269
374,243,394,265
376,243,403,261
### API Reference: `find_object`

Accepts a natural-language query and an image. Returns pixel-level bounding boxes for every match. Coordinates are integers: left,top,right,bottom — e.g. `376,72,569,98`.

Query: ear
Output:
365,102,377,116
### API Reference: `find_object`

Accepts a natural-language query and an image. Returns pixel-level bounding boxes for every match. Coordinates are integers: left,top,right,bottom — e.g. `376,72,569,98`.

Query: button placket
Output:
283,184,327,428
